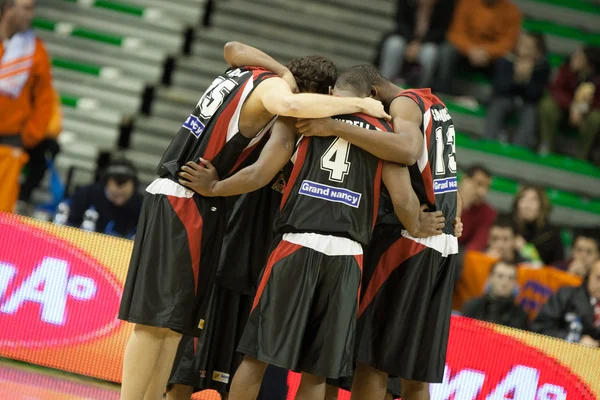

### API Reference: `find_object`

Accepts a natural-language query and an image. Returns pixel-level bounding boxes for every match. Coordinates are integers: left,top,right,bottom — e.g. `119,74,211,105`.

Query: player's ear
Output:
371,86,378,98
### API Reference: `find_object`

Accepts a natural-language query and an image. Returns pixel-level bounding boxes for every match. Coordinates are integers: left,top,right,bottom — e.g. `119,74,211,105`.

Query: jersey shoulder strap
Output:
394,89,427,115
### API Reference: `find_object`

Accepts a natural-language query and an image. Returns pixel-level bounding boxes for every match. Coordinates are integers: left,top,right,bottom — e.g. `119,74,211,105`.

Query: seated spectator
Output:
484,32,551,149
17,88,62,212
458,165,497,251
376,0,454,88
532,259,600,347
486,215,524,264
66,159,143,238
539,46,600,157
434,0,522,94
555,229,600,278
512,185,564,266
462,261,529,330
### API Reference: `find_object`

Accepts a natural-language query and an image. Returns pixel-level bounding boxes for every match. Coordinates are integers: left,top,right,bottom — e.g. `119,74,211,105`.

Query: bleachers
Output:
38,0,600,228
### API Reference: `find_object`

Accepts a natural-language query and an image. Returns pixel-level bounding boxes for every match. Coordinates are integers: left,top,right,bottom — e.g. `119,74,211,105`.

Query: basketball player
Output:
300,65,461,400
178,69,445,400
117,43,390,399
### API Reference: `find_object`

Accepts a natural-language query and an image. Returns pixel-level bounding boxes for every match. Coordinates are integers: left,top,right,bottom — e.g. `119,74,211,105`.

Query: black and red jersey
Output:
378,89,458,234
157,67,277,181
274,114,393,245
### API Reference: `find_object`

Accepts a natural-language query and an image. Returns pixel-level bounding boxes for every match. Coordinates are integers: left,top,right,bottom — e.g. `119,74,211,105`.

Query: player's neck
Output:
379,83,402,107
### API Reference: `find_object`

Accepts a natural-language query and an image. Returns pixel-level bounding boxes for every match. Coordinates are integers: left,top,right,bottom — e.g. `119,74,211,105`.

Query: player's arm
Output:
382,161,444,237
223,41,298,92
255,78,390,120
178,119,297,197
295,96,423,165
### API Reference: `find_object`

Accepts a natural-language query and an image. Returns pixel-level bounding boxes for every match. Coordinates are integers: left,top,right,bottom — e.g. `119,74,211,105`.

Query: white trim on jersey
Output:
282,232,363,256
146,178,194,198
401,230,459,257
417,109,431,173
226,78,255,143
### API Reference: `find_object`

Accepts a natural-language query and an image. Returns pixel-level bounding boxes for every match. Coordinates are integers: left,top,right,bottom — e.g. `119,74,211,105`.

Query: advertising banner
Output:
0,213,598,399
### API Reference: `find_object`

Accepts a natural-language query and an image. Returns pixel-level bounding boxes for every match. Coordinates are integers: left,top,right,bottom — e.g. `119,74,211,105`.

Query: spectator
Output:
67,159,143,238
462,261,529,330
0,0,54,213
512,185,564,266
434,0,522,94
376,0,454,88
17,88,62,211
555,229,600,278
484,33,551,149
539,46,600,157
486,215,524,264
458,165,497,251
532,259,600,347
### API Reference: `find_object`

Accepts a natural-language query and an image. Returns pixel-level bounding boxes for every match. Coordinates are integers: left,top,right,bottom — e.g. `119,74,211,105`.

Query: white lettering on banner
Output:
0,258,98,326
430,365,568,400
487,366,539,399
432,366,485,400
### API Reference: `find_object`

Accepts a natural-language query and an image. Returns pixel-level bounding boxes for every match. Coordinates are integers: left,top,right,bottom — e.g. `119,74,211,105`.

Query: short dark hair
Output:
583,46,600,72
334,68,371,98
492,214,516,233
104,158,138,186
351,64,387,86
573,228,600,251
286,56,338,94
490,260,518,275
465,164,492,179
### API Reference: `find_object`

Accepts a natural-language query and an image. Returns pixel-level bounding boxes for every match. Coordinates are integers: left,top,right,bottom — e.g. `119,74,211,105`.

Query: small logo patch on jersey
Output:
433,177,458,194
183,114,206,138
212,371,230,384
299,180,362,208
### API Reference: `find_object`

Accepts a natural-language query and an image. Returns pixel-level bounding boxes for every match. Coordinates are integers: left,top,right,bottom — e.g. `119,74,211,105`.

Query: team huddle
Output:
117,42,462,400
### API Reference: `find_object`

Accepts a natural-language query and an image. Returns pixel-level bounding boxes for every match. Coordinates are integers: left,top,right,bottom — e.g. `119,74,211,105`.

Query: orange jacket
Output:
447,0,522,60
46,89,63,139
0,36,54,148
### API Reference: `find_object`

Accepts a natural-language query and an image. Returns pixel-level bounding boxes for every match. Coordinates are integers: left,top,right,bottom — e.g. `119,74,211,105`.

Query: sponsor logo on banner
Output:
433,177,457,194
298,180,362,208
183,114,206,138
213,371,230,384
0,215,122,348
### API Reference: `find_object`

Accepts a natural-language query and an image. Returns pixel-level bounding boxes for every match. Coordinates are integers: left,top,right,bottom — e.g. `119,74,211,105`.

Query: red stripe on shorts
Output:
252,240,303,312
358,236,426,317
354,254,364,306
168,196,203,294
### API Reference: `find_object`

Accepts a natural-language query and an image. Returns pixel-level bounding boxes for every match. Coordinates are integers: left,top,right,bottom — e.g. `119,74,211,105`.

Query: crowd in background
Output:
1,0,599,345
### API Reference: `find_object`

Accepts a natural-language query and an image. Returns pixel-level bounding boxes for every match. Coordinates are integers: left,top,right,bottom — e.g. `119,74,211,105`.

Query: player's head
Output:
331,68,371,98
286,56,338,94
351,64,395,102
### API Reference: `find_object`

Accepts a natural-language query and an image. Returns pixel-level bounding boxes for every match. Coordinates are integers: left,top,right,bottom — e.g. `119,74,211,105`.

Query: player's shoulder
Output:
344,113,393,133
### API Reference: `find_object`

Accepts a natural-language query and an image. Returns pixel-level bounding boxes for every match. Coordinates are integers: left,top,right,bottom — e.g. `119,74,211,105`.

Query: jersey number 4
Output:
321,137,352,182
434,124,457,176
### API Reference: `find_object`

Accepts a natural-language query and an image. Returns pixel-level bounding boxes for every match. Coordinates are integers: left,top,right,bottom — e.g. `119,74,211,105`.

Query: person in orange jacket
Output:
18,89,62,210
0,0,54,213
433,0,522,94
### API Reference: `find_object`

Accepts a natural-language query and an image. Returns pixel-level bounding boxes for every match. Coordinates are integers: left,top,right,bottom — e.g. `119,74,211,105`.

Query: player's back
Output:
275,114,393,245
157,67,277,182
379,89,457,234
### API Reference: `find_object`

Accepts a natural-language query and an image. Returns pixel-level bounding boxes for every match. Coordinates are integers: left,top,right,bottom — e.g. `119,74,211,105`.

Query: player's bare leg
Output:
228,356,268,400
166,384,194,400
324,384,339,400
142,329,183,400
400,379,429,400
120,324,172,399
350,362,388,400
295,372,326,400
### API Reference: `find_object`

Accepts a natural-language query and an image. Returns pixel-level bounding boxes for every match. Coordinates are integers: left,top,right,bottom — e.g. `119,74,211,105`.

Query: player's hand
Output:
411,205,445,238
360,97,391,121
453,216,463,238
579,335,600,347
295,118,336,137
178,158,220,196
281,69,299,93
